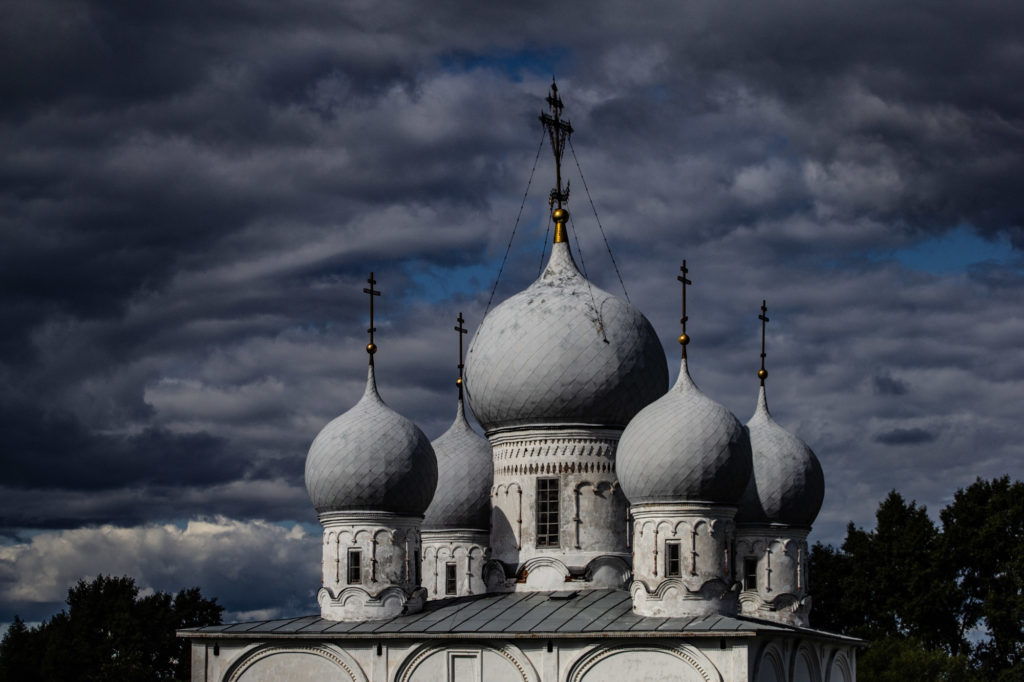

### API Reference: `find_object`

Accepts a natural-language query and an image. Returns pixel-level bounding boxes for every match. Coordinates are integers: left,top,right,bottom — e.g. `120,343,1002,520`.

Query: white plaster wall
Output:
190,633,858,682
421,529,489,599
318,512,424,620
488,427,631,590
736,527,810,626
630,504,738,617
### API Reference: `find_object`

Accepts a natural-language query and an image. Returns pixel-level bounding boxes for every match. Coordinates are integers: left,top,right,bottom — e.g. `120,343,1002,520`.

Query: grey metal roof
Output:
180,589,862,645
305,364,438,515
618,358,752,505
464,241,668,431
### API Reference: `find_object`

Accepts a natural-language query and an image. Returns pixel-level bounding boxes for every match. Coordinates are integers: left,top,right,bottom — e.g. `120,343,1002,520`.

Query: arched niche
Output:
567,643,722,682
790,642,822,682
395,642,539,682
754,642,787,682
826,650,852,682
226,644,367,682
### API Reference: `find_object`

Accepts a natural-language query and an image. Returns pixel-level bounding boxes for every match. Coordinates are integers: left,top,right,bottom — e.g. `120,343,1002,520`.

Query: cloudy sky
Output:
2,0,1022,627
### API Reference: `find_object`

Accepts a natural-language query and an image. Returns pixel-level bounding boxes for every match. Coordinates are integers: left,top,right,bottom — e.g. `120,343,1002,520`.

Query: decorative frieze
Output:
735,526,812,626
630,503,739,617
420,529,491,599
317,511,426,621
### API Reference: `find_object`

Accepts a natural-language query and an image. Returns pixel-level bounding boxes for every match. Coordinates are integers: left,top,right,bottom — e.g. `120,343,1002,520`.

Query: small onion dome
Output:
618,359,752,505
736,386,824,527
465,241,668,431
305,365,438,515
422,398,493,530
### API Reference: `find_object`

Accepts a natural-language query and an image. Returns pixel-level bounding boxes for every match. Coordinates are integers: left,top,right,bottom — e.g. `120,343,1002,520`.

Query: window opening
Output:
665,540,682,577
347,548,362,584
743,557,758,591
536,478,560,547
445,562,457,595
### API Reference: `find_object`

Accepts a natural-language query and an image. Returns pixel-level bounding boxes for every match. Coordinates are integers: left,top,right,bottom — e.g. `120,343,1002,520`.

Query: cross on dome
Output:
759,300,770,385
539,78,574,244
363,272,381,365
454,312,467,399
677,260,692,358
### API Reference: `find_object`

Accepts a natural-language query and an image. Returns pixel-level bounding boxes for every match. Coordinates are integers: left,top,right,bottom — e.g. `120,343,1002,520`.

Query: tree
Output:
810,477,1024,681
0,575,222,682
810,492,961,651
941,476,1024,678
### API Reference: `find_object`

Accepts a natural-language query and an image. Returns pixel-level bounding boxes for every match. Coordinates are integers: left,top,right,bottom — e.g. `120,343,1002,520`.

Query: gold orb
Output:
552,207,569,222
366,342,377,354
758,368,768,380
455,377,463,386
678,333,690,346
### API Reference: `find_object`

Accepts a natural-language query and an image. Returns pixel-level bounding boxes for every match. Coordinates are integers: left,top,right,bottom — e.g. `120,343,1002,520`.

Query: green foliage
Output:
810,476,1024,681
0,575,222,682
857,636,976,682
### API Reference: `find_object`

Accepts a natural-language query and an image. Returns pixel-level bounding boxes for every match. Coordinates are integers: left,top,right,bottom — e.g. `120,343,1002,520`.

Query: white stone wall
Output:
736,526,812,627
318,511,425,621
420,529,491,599
630,503,739,617
488,426,631,590
190,633,857,681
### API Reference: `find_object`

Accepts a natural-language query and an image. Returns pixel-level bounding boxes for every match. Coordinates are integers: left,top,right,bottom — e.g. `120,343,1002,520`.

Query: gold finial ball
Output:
678,333,690,346
366,342,377,355
758,368,768,380
552,207,569,223
455,377,463,387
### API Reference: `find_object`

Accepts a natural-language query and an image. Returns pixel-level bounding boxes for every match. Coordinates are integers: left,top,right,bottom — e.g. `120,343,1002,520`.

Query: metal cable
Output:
568,139,630,303
568,212,606,341
477,133,544,319
537,211,553,277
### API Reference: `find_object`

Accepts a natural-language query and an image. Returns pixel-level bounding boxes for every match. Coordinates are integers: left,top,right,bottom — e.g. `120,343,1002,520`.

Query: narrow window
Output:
665,541,682,577
743,557,758,591
445,562,457,595
347,548,362,584
536,477,560,547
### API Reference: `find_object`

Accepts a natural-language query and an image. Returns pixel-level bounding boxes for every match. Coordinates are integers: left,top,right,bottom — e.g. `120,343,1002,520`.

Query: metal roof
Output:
180,589,863,644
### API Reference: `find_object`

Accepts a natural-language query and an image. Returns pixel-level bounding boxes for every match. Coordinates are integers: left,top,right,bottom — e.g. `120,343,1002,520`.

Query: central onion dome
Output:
422,398,493,529
736,386,825,526
618,359,752,504
464,239,668,432
305,365,438,515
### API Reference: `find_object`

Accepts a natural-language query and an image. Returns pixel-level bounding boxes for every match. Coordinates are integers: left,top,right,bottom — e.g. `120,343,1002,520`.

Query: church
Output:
180,83,862,682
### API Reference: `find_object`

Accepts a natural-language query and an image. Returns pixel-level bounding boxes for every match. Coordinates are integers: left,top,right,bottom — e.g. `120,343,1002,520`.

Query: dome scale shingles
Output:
736,386,825,527
422,398,493,530
464,241,668,432
617,359,752,506
305,365,438,516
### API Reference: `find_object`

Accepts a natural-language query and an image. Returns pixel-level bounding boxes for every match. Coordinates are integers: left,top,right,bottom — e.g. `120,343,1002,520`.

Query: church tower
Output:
420,314,496,599
303,274,437,620
735,301,825,626
617,263,752,617
464,82,669,590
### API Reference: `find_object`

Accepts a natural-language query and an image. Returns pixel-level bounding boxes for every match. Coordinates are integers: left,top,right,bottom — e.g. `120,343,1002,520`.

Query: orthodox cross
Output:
758,300,770,385
454,312,468,400
363,272,381,365
539,79,574,242
677,260,691,358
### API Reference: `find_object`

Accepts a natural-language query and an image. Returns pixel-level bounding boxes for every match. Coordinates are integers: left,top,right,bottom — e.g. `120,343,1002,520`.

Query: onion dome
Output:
464,240,668,431
736,386,825,526
422,398,493,529
617,359,752,505
305,365,438,515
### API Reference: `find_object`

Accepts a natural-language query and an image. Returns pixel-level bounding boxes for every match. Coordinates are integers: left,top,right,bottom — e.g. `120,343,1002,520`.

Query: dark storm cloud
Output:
1,0,1022,622
874,427,938,446
0,400,245,490
872,372,910,396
